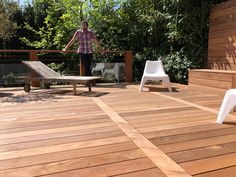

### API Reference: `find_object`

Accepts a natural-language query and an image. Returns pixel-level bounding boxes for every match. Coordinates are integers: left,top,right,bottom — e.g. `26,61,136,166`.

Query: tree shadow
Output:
0,92,14,97
0,92,62,104
95,82,129,89
148,86,179,92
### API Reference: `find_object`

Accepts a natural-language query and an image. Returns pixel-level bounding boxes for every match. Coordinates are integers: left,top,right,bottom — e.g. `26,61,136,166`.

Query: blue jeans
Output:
80,53,93,76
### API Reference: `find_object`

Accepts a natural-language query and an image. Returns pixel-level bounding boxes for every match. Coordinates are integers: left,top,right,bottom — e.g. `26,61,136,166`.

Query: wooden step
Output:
188,69,236,90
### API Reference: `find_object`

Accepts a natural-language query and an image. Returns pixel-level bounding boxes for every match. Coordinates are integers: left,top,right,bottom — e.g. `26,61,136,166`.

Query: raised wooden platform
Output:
188,69,236,90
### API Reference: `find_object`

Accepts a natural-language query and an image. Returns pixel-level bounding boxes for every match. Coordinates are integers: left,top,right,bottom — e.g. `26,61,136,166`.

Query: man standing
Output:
63,21,102,76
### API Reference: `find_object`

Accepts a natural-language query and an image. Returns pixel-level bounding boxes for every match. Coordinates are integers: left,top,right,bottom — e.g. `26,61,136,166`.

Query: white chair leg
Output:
166,77,172,92
217,90,236,123
163,77,172,92
139,77,146,92
168,84,172,92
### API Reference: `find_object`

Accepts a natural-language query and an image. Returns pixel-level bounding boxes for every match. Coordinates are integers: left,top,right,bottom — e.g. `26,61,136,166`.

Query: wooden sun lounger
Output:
18,61,101,95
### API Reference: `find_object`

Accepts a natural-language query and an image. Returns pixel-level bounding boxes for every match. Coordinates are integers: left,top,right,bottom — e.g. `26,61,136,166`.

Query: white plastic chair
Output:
217,89,236,123
139,60,172,92
92,63,105,77
104,63,125,82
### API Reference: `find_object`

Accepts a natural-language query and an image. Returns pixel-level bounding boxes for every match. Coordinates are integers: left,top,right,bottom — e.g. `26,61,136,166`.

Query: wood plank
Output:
144,123,231,139
208,49,236,56
127,110,212,124
150,126,236,146
210,22,236,33
131,114,216,129
194,166,236,177
0,142,137,171
0,122,116,139
119,106,194,117
0,130,124,153
0,125,120,146
211,6,236,20
208,63,236,70
189,69,236,74
0,136,130,161
168,141,236,163
0,149,148,177
188,77,232,89
113,168,166,177
180,152,236,175
0,114,108,131
211,0,236,14
210,12,236,26
208,56,236,64
158,133,236,153
0,117,111,134
138,119,214,133
233,75,236,87
188,83,228,93
41,158,157,177
209,27,236,38
189,70,232,81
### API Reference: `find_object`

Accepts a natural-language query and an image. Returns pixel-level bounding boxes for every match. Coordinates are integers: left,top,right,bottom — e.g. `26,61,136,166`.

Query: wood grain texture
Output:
208,0,236,71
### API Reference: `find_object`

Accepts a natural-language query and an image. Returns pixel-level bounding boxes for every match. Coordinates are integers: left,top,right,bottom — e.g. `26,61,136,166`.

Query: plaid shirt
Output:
74,30,96,54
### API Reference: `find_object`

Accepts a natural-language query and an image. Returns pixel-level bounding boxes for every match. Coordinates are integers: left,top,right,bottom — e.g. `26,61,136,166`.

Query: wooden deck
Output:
0,83,236,177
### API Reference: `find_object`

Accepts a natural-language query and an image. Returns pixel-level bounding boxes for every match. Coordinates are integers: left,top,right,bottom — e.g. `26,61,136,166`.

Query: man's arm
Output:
92,38,102,50
63,31,78,51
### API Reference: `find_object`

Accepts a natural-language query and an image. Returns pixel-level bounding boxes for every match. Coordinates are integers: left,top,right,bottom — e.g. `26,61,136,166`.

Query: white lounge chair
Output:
139,60,172,92
92,63,105,77
104,63,125,82
217,89,236,123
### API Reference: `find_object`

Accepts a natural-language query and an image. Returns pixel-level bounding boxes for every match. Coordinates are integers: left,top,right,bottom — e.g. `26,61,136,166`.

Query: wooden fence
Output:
0,50,133,86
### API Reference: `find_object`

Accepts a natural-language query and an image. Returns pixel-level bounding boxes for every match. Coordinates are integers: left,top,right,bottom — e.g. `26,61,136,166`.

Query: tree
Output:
0,0,18,44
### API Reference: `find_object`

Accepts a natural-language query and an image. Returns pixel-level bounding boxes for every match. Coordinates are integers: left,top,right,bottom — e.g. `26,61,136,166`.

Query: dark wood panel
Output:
209,27,236,39
211,12,236,26
208,43,236,51
208,36,236,45
211,0,236,15
211,5,236,20
210,21,236,32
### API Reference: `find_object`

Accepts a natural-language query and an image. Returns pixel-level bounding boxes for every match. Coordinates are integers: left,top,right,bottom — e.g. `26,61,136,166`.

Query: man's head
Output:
81,21,89,31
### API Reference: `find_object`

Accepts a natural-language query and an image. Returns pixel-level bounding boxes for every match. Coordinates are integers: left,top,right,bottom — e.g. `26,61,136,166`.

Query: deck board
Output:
1,83,236,176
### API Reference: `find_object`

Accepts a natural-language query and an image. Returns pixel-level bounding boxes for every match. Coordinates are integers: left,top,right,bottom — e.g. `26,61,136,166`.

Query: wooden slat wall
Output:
208,0,236,70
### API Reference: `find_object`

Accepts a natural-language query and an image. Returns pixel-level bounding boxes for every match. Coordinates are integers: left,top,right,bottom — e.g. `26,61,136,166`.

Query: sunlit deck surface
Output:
1,83,236,177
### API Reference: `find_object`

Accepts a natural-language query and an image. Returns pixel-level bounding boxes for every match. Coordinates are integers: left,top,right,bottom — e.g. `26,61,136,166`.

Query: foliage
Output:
122,0,226,83
0,0,18,42
1,0,228,83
